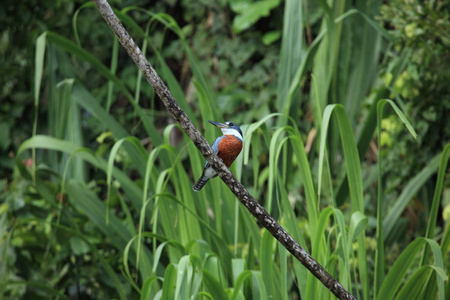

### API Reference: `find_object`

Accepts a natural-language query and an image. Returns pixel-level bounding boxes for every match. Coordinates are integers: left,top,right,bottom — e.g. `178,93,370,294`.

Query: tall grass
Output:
3,1,448,299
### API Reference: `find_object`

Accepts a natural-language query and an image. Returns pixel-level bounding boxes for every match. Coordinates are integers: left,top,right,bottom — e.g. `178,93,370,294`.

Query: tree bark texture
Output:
92,1,356,299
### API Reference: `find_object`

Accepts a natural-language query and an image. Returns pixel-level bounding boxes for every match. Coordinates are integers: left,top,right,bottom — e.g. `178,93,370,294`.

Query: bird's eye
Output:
228,122,234,127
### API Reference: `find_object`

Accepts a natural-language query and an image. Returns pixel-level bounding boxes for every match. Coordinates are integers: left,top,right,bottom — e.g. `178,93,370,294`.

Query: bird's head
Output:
208,120,243,140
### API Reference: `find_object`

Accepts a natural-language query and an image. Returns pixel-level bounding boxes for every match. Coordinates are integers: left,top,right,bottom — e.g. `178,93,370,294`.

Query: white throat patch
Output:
221,128,243,141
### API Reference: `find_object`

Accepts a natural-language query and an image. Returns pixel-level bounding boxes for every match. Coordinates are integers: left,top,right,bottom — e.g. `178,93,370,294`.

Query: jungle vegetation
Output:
0,0,449,299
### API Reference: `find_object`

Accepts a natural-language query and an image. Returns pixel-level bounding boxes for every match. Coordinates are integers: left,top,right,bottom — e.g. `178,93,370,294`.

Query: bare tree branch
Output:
92,1,356,299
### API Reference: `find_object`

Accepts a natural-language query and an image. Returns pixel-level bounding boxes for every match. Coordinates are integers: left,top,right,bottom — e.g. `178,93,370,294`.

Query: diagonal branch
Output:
92,1,356,299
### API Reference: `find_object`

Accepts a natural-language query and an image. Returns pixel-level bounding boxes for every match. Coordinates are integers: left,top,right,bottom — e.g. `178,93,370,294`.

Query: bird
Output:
192,120,243,192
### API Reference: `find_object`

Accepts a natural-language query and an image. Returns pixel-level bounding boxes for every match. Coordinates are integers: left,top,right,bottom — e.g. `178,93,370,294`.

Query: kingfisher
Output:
193,120,243,191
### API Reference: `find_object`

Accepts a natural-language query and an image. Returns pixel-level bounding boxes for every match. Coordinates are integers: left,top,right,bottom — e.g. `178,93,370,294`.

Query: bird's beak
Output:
208,120,227,128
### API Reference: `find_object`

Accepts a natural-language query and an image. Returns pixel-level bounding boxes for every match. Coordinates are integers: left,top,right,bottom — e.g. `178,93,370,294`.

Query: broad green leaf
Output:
230,0,280,33
377,238,445,300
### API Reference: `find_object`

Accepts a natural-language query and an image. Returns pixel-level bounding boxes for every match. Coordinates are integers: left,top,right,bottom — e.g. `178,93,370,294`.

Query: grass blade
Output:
420,144,450,266
377,238,445,300
202,270,228,300
374,99,417,295
383,154,441,239
276,0,304,121
318,104,368,298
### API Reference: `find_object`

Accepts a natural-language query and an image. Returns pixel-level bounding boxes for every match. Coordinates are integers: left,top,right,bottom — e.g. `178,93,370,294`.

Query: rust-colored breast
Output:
218,135,243,167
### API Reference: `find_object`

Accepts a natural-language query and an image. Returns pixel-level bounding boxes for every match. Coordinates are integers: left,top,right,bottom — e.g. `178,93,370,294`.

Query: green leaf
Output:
374,99,417,296
421,144,450,265
69,236,90,255
335,9,395,43
318,104,368,297
17,135,144,210
174,255,190,300
276,0,305,123
161,264,177,300
262,31,281,45
377,238,445,300
0,123,10,151
66,181,152,275
202,270,228,300
1,281,70,300
231,270,251,300
383,154,441,239
106,136,145,223
347,211,368,245
395,266,432,300
260,230,282,299
231,0,280,33
43,31,162,143
34,33,46,105
232,258,246,285
319,104,364,210
140,276,158,300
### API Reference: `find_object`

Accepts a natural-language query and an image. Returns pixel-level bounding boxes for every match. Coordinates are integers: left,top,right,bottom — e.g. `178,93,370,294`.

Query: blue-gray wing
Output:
204,136,224,168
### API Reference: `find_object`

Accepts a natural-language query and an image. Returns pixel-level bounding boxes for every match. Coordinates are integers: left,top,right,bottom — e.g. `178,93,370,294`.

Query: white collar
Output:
221,128,243,141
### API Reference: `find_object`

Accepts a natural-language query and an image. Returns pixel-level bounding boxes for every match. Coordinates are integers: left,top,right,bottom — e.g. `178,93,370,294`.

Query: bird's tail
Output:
193,176,209,192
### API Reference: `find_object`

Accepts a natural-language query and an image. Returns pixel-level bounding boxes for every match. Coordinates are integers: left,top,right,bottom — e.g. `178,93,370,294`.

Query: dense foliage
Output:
1,0,449,299
379,0,450,208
